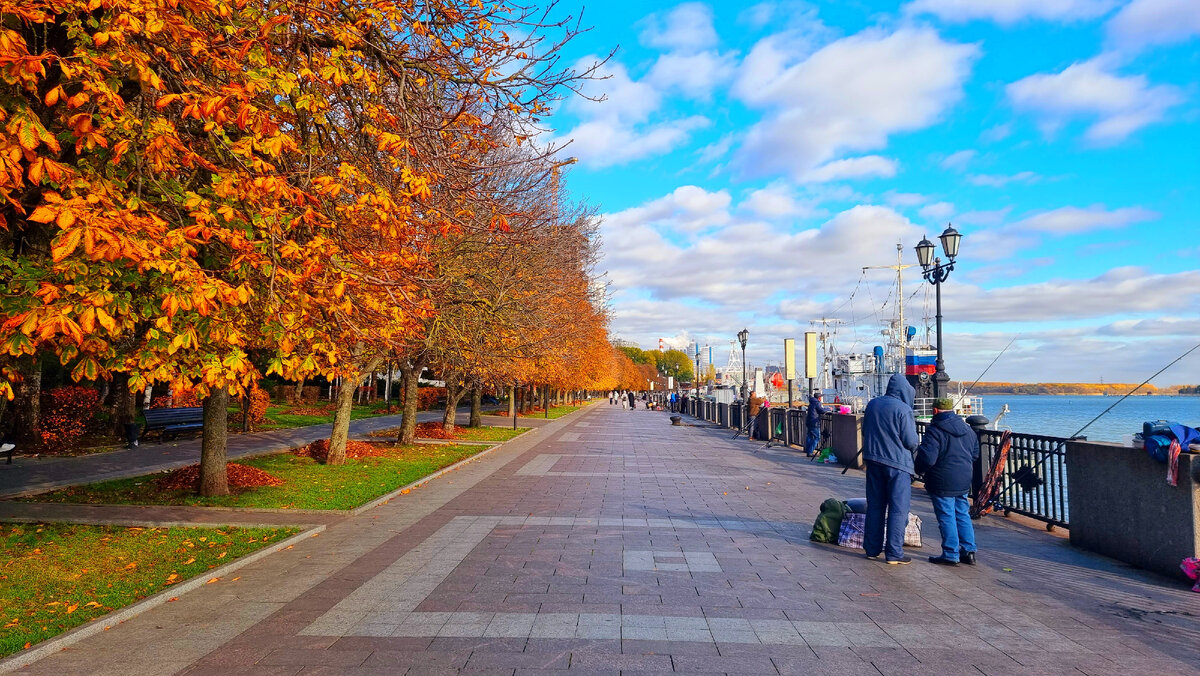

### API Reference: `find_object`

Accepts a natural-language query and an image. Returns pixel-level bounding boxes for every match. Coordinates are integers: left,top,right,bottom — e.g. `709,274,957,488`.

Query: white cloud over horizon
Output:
905,0,1118,25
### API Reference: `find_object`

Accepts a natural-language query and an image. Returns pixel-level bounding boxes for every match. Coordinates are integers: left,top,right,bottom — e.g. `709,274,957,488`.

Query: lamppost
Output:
737,328,749,402
693,342,701,403
914,224,963,399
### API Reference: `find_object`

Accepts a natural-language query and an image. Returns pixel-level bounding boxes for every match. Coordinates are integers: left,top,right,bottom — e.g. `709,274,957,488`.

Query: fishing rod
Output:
953,336,1018,411
994,340,1200,500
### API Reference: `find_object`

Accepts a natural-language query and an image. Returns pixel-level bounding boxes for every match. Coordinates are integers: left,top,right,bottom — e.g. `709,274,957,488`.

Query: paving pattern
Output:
7,403,1200,675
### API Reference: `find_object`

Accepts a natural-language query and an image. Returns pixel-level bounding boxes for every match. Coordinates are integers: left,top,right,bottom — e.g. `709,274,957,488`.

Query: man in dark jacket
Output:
915,398,979,565
861,374,919,564
805,393,826,456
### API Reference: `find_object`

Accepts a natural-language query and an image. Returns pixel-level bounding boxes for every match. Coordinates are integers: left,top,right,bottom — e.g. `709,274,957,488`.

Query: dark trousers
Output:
864,461,912,561
805,423,820,454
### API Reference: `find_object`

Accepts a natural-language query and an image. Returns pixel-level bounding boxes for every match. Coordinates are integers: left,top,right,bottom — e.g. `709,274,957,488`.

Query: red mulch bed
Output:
155,463,284,491
294,438,399,463
415,422,459,440
285,406,334,416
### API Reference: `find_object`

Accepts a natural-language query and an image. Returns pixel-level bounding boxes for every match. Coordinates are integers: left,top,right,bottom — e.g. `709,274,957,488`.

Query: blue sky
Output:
544,0,1199,384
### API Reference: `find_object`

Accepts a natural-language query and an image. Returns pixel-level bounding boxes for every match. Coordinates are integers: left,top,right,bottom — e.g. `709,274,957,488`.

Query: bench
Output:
142,407,205,441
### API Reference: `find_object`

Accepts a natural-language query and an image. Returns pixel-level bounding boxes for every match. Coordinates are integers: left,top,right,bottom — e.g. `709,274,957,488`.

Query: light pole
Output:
694,342,701,404
914,224,963,399
737,329,749,402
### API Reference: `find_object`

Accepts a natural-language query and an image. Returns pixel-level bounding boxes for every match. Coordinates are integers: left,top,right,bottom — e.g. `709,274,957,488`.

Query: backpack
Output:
810,498,848,543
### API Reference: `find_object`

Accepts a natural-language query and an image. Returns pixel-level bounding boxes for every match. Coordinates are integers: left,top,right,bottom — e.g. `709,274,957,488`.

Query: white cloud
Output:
639,3,719,51
946,267,1200,322
647,51,737,99
1106,0,1200,52
1007,57,1184,143
966,171,1039,187
555,59,710,168
920,201,956,220
906,0,1117,25
940,149,976,171
1013,205,1157,234
885,191,930,207
800,156,899,183
742,183,809,219
733,28,978,180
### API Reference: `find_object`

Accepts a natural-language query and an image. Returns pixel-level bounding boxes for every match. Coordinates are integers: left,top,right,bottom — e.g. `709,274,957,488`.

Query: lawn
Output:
254,403,394,430
486,404,585,419
370,425,530,443
0,523,299,658
24,444,490,511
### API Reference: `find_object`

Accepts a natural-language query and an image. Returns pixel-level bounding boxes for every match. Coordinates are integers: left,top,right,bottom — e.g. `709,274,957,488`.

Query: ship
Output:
812,244,987,422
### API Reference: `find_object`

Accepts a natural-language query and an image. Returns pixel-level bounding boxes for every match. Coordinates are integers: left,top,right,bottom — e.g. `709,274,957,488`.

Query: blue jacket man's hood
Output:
861,375,919,474
884,373,915,407
806,395,826,426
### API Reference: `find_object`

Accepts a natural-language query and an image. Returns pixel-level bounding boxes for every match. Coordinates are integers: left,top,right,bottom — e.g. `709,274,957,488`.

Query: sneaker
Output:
960,551,977,565
864,553,880,560
928,556,959,566
885,556,912,565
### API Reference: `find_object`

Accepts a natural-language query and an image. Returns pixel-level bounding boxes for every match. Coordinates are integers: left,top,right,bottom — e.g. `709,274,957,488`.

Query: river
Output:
980,394,1199,442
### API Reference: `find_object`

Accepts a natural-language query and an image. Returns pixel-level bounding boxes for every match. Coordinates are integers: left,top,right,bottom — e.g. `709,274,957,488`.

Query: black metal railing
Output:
916,421,1070,529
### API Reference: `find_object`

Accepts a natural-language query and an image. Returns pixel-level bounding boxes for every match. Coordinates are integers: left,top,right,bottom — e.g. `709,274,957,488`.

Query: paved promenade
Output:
7,404,1200,674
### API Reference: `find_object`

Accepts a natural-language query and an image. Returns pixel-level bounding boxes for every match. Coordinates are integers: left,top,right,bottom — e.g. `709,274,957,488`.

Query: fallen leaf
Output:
1002,568,1013,572
217,552,226,559
285,545,294,550
124,562,137,570
206,577,220,584
167,597,179,602
66,604,78,614
85,601,101,608
231,577,241,582
400,488,410,494
183,558,195,565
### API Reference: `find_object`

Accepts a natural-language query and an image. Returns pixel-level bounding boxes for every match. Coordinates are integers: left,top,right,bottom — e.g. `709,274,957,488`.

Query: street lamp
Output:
914,224,963,399
737,328,749,401
694,342,701,402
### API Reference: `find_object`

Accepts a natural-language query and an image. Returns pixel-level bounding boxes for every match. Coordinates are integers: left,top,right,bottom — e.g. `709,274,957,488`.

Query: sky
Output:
542,0,1200,384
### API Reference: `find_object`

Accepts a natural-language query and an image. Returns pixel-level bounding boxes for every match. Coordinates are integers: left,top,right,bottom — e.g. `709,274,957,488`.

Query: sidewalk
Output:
5,403,1199,674
0,407,525,499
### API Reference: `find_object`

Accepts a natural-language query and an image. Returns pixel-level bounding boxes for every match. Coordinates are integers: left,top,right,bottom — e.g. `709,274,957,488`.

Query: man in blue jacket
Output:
861,374,919,564
915,398,979,566
805,392,826,456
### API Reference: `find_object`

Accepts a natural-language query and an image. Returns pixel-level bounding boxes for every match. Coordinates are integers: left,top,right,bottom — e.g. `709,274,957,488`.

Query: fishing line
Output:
994,339,1200,502
953,336,1018,410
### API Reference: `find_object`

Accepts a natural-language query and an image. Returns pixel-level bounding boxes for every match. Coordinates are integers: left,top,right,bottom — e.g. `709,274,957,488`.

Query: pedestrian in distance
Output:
619,390,628,410
915,397,979,566
627,390,635,410
805,391,826,457
861,374,919,565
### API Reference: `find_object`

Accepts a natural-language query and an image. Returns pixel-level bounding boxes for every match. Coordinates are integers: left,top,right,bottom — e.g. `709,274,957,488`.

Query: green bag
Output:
810,498,849,543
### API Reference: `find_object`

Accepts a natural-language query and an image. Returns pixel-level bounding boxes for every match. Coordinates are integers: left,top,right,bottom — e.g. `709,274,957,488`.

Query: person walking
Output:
627,390,635,410
915,398,979,566
861,374,919,565
619,391,628,410
805,392,827,456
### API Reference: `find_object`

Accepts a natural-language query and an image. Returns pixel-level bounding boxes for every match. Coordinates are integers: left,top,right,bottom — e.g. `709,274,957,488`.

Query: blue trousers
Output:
929,494,976,561
805,424,820,454
864,462,912,561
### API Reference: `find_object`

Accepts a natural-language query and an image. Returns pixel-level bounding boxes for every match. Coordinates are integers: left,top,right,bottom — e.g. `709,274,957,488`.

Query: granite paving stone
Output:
6,403,1200,675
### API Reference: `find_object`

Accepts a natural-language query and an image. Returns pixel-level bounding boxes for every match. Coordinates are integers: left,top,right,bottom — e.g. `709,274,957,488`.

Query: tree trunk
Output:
329,358,382,465
541,385,548,411
507,385,516,418
397,357,425,445
327,373,358,466
294,378,305,403
12,355,42,445
469,387,482,428
443,380,467,433
199,388,230,497
111,372,137,435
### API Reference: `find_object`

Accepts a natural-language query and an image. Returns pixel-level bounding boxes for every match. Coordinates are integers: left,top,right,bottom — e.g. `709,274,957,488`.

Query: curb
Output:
0,525,325,674
348,427,542,516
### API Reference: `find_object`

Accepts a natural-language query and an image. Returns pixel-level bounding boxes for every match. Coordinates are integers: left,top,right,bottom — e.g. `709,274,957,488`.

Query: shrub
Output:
249,385,271,424
39,386,102,451
417,387,445,411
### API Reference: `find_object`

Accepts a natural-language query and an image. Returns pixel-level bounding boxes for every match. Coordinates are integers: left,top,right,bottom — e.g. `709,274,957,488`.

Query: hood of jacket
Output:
884,374,915,407
930,410,973,438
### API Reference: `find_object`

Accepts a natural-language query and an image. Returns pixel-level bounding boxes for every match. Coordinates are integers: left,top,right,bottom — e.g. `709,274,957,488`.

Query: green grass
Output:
255,404,393,430
0,523,299,657
485,403,585,419
455,426,530,442
24,444,490,511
